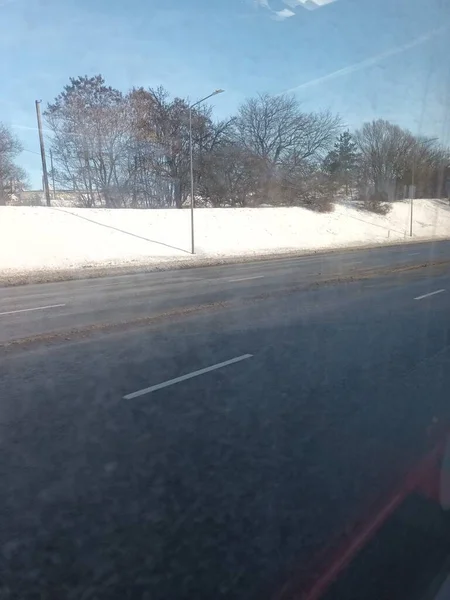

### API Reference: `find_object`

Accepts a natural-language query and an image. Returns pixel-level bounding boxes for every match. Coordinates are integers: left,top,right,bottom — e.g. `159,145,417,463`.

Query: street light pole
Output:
189,106,195,255
189,89,224,254
410,161,415,238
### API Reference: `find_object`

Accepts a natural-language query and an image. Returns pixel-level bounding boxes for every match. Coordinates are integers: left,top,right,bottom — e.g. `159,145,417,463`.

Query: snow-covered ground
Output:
1,200,449,276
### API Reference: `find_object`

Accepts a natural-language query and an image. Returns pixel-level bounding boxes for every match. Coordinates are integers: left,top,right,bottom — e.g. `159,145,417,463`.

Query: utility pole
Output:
35,100,51,207
49,149,56,199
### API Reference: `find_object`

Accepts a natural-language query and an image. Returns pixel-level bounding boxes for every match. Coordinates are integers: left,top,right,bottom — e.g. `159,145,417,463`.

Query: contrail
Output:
11,124,39,131
283,25,448,94
12,123,55,136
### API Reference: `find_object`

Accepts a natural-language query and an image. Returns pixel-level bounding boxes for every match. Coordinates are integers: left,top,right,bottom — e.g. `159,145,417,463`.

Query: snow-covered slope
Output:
1,200,449,274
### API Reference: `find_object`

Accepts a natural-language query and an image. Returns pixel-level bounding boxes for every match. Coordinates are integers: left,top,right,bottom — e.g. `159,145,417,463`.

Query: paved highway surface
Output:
1,240,450,599
1,240,450,344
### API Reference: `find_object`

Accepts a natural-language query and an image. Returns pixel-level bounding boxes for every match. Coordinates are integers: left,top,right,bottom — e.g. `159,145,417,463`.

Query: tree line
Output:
1,74,449,210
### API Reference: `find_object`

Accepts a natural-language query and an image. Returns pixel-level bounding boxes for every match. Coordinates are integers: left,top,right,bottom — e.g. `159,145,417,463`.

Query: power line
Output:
22,148,41,156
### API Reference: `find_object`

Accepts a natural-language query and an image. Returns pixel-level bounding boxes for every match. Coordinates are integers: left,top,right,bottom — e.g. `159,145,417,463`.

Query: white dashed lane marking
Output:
0,303,66,316
123,354,253,399
228,276,265,283
414,289,445,301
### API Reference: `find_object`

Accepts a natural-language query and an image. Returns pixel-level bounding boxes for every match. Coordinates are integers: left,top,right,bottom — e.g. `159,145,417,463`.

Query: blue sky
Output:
1,0,450,188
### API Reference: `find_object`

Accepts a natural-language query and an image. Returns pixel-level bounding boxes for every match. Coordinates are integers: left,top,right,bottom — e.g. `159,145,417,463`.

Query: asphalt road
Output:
1,239,450,345
1,240,450,600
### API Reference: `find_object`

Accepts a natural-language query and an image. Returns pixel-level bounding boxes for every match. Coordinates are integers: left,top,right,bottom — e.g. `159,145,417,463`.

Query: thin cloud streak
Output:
273,8,295,20
259,0,337,19
255,0,297,20
284,0,337,9
283,26,448,93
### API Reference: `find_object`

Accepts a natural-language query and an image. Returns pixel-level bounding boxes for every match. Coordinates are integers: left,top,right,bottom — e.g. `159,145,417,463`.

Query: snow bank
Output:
1,200,449,275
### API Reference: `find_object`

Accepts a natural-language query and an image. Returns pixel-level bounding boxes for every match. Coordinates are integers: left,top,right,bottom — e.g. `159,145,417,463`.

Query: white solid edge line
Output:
414,289,446,301
228,275,265,282
0,303,66,316
124,354,253,400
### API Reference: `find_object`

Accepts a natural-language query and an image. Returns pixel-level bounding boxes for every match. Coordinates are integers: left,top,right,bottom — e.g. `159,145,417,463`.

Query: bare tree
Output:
237,94,340,161
198,139,263,207
354,119,450,203
127,87,194,208
404,137,449,198
0,124,28,205
45,75,131,207
235,93,341,205
354,119,417,198
127,86,234,208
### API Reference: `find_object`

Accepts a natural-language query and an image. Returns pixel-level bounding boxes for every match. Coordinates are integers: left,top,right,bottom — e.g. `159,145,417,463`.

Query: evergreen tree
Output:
324,130,359,195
